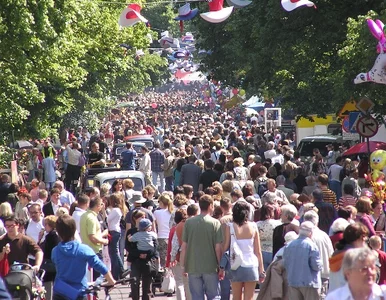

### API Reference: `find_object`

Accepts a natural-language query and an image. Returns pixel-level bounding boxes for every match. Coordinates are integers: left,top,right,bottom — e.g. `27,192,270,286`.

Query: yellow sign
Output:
296,114,337,128
337,100,357,118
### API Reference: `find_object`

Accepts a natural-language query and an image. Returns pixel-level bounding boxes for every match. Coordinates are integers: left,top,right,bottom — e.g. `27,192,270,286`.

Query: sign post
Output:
355,98,377,160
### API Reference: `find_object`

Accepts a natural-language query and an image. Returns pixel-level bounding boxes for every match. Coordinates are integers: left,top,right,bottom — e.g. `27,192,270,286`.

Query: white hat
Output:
118,4,148,27
200,0,233,23
281,0,315,12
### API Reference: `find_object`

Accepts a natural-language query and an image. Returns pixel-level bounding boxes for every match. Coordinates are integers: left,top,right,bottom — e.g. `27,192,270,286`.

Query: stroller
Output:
4,263,46,300
150,260,165,297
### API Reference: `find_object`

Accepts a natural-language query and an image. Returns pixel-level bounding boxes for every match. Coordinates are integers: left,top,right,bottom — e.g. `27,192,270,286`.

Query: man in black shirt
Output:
199,160,220,191
88,142,106,168
0,174,10,204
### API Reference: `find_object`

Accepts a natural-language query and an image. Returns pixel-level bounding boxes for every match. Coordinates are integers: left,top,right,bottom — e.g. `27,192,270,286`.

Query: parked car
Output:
111,142,145,163
85,170,145,192
123,135,154,150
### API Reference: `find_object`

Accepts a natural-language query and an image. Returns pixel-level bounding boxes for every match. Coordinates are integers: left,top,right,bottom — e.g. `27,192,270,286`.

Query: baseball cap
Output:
139,219,152,231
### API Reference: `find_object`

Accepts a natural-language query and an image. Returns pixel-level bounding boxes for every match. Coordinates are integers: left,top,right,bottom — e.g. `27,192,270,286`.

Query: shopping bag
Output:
161,269,176,293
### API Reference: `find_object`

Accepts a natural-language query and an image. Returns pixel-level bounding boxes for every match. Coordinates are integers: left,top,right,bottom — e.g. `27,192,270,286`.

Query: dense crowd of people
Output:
0,84,384,300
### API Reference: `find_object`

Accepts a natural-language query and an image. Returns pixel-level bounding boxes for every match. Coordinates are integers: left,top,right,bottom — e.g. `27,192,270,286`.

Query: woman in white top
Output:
107,193,127,279
222,201,265,300
154,193,173,268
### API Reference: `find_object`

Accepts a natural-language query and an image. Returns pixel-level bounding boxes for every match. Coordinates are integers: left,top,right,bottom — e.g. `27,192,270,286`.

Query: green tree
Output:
0,0,167,139
195,0,386,115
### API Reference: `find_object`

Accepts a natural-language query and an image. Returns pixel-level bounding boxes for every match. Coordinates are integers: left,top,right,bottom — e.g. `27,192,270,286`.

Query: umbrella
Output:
343,141,386,156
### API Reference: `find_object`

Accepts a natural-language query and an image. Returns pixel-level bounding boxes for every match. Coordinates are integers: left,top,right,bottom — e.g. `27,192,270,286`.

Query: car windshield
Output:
115,145,144,156
100,177,143,191
298,141,332,157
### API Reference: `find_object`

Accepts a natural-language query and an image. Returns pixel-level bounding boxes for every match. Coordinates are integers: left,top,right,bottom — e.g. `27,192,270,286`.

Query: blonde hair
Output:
110,192,128,216
303,203,319,214
123,179,134,189
222,180,233,193
369,235,382,250
100,183,112,197
44,215,57,229
0,202,12,217
56,207,69,217
233,157,244,167
158,194,173,213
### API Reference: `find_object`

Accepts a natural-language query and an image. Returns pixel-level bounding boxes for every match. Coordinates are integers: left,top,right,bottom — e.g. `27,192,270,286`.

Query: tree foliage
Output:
195,0,386,115
0,0,168,139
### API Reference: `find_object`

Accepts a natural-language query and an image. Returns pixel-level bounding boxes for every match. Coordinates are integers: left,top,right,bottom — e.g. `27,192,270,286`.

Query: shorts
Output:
230,266,259,282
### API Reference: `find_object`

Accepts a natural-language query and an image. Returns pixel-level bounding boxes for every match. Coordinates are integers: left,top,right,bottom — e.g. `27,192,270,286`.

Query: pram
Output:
4,263,46,300
150,268,165,297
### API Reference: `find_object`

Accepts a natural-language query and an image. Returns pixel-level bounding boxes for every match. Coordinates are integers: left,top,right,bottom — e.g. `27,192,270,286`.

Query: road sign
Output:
356,116,379,138
342,116,350,132
342,132,360,141
349,112,361,133
338,100,357,118
356,98,375,115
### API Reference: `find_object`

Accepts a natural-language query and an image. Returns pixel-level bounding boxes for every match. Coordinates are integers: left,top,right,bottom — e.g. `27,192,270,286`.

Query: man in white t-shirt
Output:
72,194,90,236
26,203,44,243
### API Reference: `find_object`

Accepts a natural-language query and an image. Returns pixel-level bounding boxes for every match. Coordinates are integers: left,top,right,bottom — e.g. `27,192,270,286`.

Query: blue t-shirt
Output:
121,149,137,170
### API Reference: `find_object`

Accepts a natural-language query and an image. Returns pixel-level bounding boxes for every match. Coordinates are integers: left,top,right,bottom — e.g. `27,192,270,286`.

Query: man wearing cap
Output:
283,221,322,300
125,192,155,231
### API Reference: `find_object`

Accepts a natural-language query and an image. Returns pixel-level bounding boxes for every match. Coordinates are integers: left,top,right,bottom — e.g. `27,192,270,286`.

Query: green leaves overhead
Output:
0,0,167,138
196,0,386,116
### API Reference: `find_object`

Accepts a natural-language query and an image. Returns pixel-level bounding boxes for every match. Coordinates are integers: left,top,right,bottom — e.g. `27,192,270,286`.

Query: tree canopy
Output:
195,0,386,115
0,0,168,139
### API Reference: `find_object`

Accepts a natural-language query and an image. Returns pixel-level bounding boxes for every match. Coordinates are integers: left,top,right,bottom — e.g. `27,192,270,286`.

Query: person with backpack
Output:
254,166,269,198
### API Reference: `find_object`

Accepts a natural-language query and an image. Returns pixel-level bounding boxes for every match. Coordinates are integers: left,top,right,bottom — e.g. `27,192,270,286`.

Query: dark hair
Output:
111,179,123,192
212,206,223,219
173,186,185,197
3,215,19,225
260,204,275,221
8,183,20,194
317,174,329,185
204,159,214,169
174,208,187,224
77,194,90,206
343,184,354,196
204,187,215,195
193,191,204,202
312,189,323,202
187,204,198,217
335,222,369,250
242,185,254,198
126,142,132,149
182,185,193,197
69,201,78,216
89,197,102,209
356,197,372,214
56,215,76,242
232,201,250,226
176,158,186,172
338,207,351,220
220,197,232,210
199,195,213,211
50,188,60,196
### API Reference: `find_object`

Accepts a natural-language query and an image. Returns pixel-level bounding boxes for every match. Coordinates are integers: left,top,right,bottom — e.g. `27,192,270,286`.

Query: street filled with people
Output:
0,84,385,300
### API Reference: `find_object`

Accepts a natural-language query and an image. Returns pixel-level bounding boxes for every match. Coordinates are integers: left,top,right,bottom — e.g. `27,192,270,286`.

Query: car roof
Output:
114,142,146,147
125,135,153,140
300,134,342,141
94,171,145,181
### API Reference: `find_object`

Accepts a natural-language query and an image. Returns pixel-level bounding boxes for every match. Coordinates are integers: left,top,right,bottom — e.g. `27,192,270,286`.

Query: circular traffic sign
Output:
342,116,350,132
356,116,378,138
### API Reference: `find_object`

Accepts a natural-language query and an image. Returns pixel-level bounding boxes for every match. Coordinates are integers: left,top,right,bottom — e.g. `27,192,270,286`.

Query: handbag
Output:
41,259,56,273
229,223,243,270
53,278,80,300
161,269,176,293
0,253,9,277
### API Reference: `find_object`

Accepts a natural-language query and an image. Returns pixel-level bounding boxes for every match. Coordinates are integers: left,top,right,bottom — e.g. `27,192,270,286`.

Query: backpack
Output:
255,178,268,197
229,223,243,270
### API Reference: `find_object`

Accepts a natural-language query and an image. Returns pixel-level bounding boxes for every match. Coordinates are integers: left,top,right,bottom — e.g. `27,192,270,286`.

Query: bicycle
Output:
84,277,134,300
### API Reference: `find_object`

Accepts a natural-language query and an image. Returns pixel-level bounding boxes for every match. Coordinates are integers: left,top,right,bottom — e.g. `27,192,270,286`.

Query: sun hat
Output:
131,192,146,204
174,3,199,21
200,0,234,23
118,4,148,27
281,0,315,12
139,219,152,231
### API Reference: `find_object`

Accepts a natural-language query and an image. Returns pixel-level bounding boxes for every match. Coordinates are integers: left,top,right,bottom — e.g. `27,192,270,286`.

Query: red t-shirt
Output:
377,250,386,284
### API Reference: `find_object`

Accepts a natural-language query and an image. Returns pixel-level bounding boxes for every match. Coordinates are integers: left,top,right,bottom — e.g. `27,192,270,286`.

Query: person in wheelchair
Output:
52,215,115,300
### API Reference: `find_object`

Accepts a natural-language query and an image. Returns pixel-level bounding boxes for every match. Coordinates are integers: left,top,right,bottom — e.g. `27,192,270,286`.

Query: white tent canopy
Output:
243,95,265,108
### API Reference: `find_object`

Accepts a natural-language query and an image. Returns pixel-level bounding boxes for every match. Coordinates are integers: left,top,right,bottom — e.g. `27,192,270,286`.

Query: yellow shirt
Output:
80,210,101,253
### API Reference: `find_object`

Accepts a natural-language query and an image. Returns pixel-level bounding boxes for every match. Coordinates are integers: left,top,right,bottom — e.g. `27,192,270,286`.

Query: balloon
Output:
232,88,238,95
239,89,246,96
151,103,158,109
354,19,386,85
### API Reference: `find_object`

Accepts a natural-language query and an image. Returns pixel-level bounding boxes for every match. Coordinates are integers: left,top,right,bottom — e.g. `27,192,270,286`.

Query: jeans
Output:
220,271,231,300
108,231,124,280
262,251,273,271
165,176,174,192
172,262,191,300
152,171,165,193
130,259,152,300
119,229,126,263
329,180,341,201
188,273,220,300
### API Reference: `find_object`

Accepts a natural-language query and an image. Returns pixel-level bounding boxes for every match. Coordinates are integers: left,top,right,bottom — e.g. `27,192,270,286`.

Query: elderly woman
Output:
326,247,385,299
355,196,376,237
302,176,317,196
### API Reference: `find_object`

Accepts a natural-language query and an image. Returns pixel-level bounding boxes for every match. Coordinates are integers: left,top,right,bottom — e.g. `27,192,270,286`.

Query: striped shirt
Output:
321,187,337,209
339,195,357,208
